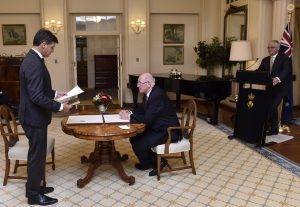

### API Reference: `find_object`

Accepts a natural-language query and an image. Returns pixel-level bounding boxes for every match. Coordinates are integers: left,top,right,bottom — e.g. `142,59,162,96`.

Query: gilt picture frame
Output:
163,24,184,44
163,46,184,65
2,24,26,45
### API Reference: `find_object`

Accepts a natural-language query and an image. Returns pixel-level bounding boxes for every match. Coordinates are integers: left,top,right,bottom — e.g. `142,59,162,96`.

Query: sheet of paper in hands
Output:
56,85,84,105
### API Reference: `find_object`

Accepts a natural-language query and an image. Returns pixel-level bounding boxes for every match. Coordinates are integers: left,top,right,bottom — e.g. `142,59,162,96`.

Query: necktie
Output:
270,56,274,70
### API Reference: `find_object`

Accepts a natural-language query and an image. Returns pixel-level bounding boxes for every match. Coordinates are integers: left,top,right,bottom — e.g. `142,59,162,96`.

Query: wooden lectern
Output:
232,70,272,146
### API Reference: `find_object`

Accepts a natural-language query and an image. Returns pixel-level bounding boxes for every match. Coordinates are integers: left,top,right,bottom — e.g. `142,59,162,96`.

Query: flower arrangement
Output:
92,91,112,107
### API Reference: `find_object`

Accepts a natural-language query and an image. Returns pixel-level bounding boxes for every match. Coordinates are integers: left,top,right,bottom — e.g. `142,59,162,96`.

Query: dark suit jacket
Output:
257,52,292,97
19,49,60,127
130,85,180,142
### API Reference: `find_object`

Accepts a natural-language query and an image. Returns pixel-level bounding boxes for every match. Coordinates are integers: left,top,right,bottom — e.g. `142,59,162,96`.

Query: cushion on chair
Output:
152,138,190,154
8,135,19,147
8,136,55,161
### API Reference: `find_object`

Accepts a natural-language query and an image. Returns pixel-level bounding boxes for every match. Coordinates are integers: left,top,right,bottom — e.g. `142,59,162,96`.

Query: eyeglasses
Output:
137,81,149,86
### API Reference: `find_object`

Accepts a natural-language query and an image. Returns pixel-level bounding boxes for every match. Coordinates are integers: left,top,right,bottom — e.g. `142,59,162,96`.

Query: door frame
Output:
72,34,123,106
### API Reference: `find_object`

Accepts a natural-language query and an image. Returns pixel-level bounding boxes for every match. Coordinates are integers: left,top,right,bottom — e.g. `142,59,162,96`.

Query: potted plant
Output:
193,37,225,77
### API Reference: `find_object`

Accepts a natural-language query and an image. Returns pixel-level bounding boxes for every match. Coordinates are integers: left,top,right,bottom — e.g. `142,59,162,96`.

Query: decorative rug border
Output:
215,122,300,177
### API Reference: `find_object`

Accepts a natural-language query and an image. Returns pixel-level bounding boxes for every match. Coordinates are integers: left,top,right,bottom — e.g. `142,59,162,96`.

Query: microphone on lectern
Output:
246,58,259,70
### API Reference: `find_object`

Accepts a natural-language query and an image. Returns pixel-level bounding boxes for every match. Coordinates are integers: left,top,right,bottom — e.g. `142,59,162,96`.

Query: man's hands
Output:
272,77,280,86
56,91,67,98
119,110,130,120
62,103,73,113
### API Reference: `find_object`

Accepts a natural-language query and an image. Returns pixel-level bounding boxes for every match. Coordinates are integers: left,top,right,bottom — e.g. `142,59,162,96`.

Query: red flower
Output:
93,92,112,106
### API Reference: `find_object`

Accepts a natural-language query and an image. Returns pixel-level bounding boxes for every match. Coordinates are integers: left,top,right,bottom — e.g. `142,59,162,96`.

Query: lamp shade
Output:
229,40,252,61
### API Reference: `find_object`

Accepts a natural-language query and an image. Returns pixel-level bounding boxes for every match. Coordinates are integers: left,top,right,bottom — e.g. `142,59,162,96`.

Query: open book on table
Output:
66,114,129,125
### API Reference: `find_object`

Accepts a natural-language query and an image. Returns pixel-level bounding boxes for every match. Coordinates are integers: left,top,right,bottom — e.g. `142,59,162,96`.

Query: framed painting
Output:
163,24,184,44
2,24,26,45
163,46,184,65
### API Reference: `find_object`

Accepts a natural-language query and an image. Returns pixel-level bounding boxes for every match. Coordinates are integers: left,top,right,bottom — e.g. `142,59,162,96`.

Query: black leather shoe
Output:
135,163,152,171
266,131,278,136
28,194,58,206
149,160,168,176
40,186,54,194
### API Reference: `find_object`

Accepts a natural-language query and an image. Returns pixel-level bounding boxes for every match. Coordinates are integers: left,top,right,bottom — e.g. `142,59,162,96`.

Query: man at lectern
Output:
257,40,292,135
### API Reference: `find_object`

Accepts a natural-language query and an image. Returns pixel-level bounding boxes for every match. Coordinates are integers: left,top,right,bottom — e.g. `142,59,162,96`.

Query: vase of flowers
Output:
92,92,112,113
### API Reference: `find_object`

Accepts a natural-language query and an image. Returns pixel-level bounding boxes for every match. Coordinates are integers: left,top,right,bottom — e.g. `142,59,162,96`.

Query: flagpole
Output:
287,3,294,23
279,3,294,133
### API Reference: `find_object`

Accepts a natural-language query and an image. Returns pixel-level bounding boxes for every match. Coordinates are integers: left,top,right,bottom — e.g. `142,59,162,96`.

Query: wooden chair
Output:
0,105,55,186
152,99,197,180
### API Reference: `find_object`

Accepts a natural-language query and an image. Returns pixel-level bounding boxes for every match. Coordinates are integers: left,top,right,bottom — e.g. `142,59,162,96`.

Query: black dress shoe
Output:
149,160,168,176
266,131,278,136
40,186,54,194
28,194,58,206
135,163,152,171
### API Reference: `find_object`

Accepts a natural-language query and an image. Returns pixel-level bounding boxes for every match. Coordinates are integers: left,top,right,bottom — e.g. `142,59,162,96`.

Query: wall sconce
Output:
130,19,146,34
229,40,252,70
45,20,62,34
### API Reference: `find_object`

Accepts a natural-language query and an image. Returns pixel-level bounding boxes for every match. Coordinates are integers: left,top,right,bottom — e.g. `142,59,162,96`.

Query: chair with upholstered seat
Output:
152,99,197,180
0,105,55,186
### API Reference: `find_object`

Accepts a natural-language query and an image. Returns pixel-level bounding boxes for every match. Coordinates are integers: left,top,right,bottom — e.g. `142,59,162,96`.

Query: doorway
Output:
76,37,87,88
75,35,120,102
94,55,118,89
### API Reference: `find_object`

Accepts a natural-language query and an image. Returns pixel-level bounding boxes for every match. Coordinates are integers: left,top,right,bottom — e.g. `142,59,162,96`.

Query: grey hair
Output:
143,73,156,84
271,40,280,49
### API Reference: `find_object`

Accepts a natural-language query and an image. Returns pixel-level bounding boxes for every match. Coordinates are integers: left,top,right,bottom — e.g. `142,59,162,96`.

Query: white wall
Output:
0,14,41,56
0,0,40,13
68,0,123,13
150,0,201,13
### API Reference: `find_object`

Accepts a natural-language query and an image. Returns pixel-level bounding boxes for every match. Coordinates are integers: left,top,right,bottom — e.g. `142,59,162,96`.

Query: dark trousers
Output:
130,131,165,167
130,129,180,166
22,125,48,197
269,95,283,133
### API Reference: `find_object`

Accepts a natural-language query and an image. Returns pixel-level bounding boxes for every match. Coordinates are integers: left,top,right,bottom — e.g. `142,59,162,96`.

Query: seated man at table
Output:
119,72,181,176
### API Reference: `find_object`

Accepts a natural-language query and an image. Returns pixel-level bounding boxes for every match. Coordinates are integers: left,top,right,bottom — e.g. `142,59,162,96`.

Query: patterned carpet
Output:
0,117,300,206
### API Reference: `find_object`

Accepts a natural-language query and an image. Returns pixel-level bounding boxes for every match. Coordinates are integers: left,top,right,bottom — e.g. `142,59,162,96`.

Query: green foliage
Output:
193,36,238,72
193,37,225,69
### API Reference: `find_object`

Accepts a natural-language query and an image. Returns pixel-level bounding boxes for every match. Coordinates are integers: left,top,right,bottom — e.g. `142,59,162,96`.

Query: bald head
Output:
137,73,155,94
140,73,155,84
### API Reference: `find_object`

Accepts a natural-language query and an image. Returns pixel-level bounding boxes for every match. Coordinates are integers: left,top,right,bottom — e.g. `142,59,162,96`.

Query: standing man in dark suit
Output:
257,40,292,135
19,28,72,205
119,73,181,176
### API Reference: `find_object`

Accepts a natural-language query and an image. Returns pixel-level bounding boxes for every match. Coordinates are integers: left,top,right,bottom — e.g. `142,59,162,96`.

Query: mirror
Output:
223,5,248,76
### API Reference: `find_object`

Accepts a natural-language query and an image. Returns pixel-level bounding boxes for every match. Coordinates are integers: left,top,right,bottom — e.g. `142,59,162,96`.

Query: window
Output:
75,16,117,32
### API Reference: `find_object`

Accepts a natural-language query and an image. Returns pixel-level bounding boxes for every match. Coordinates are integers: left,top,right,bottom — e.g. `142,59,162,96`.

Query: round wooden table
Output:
61,111,145,188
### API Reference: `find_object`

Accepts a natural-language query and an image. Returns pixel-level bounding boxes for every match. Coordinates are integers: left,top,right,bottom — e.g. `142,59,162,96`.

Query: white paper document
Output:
56,85,84,103
66,115,103,125
103,114,129,123
119,125,130,130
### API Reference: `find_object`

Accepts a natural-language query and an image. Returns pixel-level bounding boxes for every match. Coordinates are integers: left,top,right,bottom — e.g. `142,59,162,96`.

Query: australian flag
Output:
279,22,293,124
